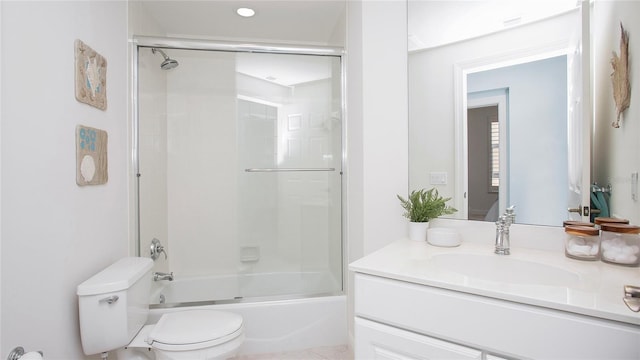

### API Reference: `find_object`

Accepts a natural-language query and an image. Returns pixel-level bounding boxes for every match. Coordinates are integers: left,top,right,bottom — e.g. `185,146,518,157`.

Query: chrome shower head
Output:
151,48,179,70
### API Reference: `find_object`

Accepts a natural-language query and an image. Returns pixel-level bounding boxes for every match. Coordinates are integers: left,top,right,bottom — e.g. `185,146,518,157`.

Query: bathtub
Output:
148,272,347,355
150,271,340,304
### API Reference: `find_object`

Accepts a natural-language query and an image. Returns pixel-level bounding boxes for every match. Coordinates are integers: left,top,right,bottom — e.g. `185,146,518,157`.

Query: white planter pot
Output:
408,221,429,241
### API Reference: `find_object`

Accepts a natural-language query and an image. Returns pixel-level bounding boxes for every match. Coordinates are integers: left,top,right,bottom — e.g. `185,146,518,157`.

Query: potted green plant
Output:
397,188,457,241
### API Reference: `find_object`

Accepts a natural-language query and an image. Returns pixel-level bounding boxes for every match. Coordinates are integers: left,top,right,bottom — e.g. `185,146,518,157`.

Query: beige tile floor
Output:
232,345,353,360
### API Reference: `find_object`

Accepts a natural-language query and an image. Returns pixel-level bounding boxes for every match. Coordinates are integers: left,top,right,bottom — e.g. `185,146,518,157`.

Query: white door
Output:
467,94,508,222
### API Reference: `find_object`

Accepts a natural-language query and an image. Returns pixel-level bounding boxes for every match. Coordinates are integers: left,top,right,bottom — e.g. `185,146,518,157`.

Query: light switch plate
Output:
430,172,447,185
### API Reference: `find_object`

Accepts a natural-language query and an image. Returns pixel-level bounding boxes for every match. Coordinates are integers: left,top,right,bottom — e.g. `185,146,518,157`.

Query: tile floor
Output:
232,345,353,360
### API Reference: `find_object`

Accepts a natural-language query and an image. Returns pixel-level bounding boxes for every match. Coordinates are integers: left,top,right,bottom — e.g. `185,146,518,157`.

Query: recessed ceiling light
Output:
236,7,255,17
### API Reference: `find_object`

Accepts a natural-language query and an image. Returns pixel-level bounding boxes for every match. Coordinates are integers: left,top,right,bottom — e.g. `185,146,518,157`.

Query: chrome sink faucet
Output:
153,271,174,281
495,206,515,255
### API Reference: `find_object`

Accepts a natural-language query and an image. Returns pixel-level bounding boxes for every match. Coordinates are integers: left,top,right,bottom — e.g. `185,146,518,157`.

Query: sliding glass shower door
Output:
137,43,343,303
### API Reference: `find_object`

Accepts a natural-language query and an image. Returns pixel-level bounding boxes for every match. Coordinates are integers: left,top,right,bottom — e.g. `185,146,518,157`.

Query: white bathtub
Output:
150,271,340,304
148,272,347,355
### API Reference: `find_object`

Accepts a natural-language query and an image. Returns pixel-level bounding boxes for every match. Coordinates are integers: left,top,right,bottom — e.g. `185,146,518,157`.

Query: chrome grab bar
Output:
245,168,336,172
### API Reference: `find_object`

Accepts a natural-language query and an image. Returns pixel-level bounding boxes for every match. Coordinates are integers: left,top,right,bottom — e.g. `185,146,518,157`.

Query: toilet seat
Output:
146,310,244,352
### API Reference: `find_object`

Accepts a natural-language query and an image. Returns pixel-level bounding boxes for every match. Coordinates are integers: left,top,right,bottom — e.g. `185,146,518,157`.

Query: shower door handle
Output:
245,168,335,172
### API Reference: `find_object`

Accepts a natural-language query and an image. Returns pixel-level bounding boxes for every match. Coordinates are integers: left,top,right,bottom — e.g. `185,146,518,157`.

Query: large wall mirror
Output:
408,0,594,226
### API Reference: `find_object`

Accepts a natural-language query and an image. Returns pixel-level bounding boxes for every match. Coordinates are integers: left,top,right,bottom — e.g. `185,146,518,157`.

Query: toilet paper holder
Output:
7,347,43,360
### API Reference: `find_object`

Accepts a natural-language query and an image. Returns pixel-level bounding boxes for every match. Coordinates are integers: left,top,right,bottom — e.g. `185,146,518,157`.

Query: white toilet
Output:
77,257,244,360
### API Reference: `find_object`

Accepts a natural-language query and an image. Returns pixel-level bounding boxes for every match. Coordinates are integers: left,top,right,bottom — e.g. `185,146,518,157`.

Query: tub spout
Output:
153,271,174,281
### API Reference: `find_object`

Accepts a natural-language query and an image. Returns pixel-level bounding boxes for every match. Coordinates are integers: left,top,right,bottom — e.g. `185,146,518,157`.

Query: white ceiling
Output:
142,1,580,50
140,0,346,45
408,0,579,51
140,0,346,86
139,1,580,83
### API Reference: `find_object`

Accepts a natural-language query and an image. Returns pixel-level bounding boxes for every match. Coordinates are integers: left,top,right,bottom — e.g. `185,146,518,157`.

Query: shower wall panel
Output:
166,50,239,277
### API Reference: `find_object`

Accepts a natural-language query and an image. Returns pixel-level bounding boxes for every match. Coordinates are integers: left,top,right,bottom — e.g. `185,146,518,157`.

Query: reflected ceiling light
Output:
236,7,256,17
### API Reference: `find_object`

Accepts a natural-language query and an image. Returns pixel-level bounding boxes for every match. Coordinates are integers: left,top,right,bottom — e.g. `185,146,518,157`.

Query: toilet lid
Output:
146,310,243,350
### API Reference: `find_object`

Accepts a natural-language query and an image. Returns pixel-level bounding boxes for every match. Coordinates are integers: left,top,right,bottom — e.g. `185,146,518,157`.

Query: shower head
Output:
151,48,179,70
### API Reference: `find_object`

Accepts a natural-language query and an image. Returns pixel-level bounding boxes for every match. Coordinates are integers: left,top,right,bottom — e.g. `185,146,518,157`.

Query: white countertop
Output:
349,223,640,326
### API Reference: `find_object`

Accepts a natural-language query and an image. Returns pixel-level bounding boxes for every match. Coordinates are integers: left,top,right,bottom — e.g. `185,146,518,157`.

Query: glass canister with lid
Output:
600,223,640,267
563,220,596,228
594,217,629,227
564,225,600,260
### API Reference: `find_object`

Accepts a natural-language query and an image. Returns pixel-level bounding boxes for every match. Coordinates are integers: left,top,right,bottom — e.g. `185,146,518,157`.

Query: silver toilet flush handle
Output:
150,238,167,261
7,347,44,360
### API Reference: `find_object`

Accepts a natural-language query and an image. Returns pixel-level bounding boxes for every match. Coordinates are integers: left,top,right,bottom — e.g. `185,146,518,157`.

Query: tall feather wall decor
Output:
611,22,630,128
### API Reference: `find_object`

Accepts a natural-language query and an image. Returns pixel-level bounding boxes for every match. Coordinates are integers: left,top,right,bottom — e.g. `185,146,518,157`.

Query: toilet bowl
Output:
77,257,245,360
123,310,244,360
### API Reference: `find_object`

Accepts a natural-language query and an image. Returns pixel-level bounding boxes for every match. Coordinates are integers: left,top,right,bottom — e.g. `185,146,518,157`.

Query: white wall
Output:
346,0,408,349
356,0,408,256
1,1,128,359
592,0,640,224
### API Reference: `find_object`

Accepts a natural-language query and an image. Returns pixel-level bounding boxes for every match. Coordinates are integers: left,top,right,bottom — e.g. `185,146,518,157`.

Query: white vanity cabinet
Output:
353,272,640,359
350,223,640,359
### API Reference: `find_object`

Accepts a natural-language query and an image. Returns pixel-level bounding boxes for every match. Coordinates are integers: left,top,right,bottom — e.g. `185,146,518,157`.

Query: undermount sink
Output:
429,253,581,287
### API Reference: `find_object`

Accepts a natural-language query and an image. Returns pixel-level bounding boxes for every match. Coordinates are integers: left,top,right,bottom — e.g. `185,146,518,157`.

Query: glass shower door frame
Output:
131,36,347,303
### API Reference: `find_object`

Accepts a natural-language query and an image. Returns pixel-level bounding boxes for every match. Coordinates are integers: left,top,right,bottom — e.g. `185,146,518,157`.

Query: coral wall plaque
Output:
76,125,108,186
75,39,107,110
611,23,630,128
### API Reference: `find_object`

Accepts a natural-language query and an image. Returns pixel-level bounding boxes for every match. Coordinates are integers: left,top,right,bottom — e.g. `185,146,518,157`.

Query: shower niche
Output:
135,42,344,305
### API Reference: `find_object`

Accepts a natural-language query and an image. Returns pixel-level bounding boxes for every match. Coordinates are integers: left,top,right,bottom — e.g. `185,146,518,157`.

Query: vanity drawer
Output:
355,317,483,359
354,273,640,359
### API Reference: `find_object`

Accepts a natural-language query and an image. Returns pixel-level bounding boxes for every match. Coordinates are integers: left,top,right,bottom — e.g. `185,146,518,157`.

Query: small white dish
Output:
427,228,461,247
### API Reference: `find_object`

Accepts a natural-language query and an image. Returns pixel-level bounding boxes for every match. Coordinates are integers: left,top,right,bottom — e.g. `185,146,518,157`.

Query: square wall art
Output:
75,39,107,110
76,125,108,186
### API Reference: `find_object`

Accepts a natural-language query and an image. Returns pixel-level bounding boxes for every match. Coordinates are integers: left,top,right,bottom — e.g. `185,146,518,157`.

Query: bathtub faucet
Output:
153,271,174,281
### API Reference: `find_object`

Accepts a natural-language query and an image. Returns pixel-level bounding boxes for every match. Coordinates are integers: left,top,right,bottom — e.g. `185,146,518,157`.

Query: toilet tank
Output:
77,257,154,355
